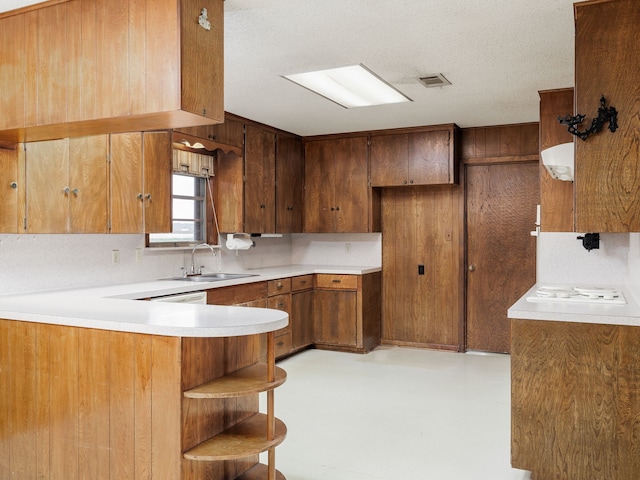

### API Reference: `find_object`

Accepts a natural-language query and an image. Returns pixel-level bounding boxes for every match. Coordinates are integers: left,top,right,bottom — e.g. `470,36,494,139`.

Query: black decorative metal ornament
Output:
557,96,618,141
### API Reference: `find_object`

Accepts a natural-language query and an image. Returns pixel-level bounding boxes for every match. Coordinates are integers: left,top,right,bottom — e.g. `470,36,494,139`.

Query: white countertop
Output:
508,283,640,327
0,264,380,337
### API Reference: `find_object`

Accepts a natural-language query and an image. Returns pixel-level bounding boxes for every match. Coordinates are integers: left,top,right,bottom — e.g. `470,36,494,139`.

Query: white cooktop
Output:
527,285,626,305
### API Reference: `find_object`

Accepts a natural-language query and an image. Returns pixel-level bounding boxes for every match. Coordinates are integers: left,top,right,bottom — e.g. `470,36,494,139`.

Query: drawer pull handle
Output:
332,279,341,283
277,302,284,308
277,283,283,289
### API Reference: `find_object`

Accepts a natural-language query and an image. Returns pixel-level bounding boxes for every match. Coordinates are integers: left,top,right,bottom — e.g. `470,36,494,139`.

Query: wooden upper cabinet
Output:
0,147,24,233
304,136,376,233
25,136,108,233
574,0,640,232
244,125,276,233
0,0,223,143
539,89,574,233
142,131,172,233
276,135,304,233
110,131,172,234
370,125,458,186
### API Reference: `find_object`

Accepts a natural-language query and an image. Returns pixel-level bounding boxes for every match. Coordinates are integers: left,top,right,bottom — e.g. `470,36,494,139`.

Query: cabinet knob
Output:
10,182,17,189
331,207,335,211
336,206,340,211
403,180,408,185
145,194,152,200
277,282,283,290
137,193,144,200
72,188,79,196
63,187,70,194
277,302,284,308
409,180,414,184
287,206,293,211
468,264,477,272
208,134,217,140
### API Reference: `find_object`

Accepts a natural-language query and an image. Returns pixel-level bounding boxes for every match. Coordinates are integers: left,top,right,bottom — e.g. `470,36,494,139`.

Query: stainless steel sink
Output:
163,273,258,282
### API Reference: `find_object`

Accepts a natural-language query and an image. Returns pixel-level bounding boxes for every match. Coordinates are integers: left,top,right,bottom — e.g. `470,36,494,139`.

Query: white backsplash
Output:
0,232,382,295
537,232,629,286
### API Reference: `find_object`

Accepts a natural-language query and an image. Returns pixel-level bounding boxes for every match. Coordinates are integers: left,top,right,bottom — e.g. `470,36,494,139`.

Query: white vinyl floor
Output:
261,345,532,480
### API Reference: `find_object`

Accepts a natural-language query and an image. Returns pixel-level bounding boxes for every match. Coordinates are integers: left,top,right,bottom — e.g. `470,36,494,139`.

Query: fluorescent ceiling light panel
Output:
284,64,411,108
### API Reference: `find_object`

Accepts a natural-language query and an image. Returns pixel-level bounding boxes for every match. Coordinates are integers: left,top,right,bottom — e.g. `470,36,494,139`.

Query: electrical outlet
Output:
112,250,120,265
136,248,143,264
345,243,351,254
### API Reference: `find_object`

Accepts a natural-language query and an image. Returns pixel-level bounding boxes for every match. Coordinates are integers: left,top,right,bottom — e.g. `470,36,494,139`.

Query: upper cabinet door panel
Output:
143,131,172,233
574,0,640,232
333,136,369,233
0,15,26,130
304,140,336,233
408,129,452,185
370,134,409,187
276,135,304,233
68,136,108,233
110,133,143,234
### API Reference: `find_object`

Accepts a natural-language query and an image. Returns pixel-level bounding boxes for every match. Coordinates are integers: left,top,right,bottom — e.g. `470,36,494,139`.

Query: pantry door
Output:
465,162,539,353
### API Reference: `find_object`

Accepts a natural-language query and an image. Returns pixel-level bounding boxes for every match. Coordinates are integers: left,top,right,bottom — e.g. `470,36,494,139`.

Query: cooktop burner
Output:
527,285,626,304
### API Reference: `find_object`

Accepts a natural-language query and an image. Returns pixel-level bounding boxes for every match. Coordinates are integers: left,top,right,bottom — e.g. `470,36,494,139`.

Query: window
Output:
148,174,207,246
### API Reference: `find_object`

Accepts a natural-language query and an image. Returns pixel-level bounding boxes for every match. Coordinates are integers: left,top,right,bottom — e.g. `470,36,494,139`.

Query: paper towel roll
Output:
226,235,254,250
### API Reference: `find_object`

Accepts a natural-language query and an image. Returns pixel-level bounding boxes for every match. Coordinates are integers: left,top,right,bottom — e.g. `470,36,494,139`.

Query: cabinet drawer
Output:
275,332,292,358
207,282,267,305
315,274,358,290
268,278,292,296
292,274,314,292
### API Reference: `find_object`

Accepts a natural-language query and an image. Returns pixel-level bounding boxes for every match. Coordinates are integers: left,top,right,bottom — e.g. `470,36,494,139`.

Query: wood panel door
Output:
142,131,172,233
244,125,276,233
465,162,539,353
314,290,357,347
0,148,23,233
110,133,143,233
370,133,409,186
275,135,304,233
25,139,69,233
409,129,452,185
332,136,369,233
304,140,336,232
381,186,462,350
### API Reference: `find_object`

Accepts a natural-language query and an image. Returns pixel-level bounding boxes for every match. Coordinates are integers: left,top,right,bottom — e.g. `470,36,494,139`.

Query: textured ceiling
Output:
224,0,577,135
3,0,578,136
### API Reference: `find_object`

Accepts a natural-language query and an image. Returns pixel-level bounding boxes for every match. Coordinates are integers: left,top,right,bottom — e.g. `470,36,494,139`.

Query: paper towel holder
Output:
226,233,255,251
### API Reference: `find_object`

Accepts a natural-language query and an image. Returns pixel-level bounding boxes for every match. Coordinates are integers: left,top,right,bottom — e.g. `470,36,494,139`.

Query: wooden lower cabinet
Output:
313,273,381,353
267,278,293,358
291,275,314,351
511,318,640,480
0,146,23,233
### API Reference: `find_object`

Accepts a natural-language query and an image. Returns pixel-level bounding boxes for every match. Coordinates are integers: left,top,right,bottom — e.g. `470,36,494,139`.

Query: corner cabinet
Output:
304,136,380,233
574,0,640,232
370,124,459,186
0,0,224,143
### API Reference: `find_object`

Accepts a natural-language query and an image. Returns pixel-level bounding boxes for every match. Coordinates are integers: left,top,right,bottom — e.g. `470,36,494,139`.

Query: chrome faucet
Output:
189,243,216,275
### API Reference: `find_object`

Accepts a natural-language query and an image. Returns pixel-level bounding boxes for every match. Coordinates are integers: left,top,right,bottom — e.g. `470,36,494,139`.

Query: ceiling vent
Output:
419,73,451,88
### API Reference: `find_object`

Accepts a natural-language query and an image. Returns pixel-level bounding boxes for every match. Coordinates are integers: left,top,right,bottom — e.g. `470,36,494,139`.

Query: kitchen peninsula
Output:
0,264,380,480
0,274,292,480
508,285,640,480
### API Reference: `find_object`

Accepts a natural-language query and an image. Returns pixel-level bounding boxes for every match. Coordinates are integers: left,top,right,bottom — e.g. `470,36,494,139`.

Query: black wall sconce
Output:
558,96,618,141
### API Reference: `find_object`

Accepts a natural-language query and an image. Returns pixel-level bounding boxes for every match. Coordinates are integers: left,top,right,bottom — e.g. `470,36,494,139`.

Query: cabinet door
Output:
68,136,108,233
110,133,143,233
276,135,304,233
408,129,452,185
314,290,357,347
26,139,69,233
574,0,640,232
143,131,172,233
0,148,23,233
175,116,244,149
292,290,314,349
370,133,409,186
244,125,276,233
333,136,370,232
304,140,336,233
0,15,26,130
268,293,292,357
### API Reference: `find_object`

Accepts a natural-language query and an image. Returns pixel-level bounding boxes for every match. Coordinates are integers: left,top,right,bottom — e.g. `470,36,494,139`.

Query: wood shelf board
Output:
184,364,287,398
236,463,286,480
183,413,287,461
